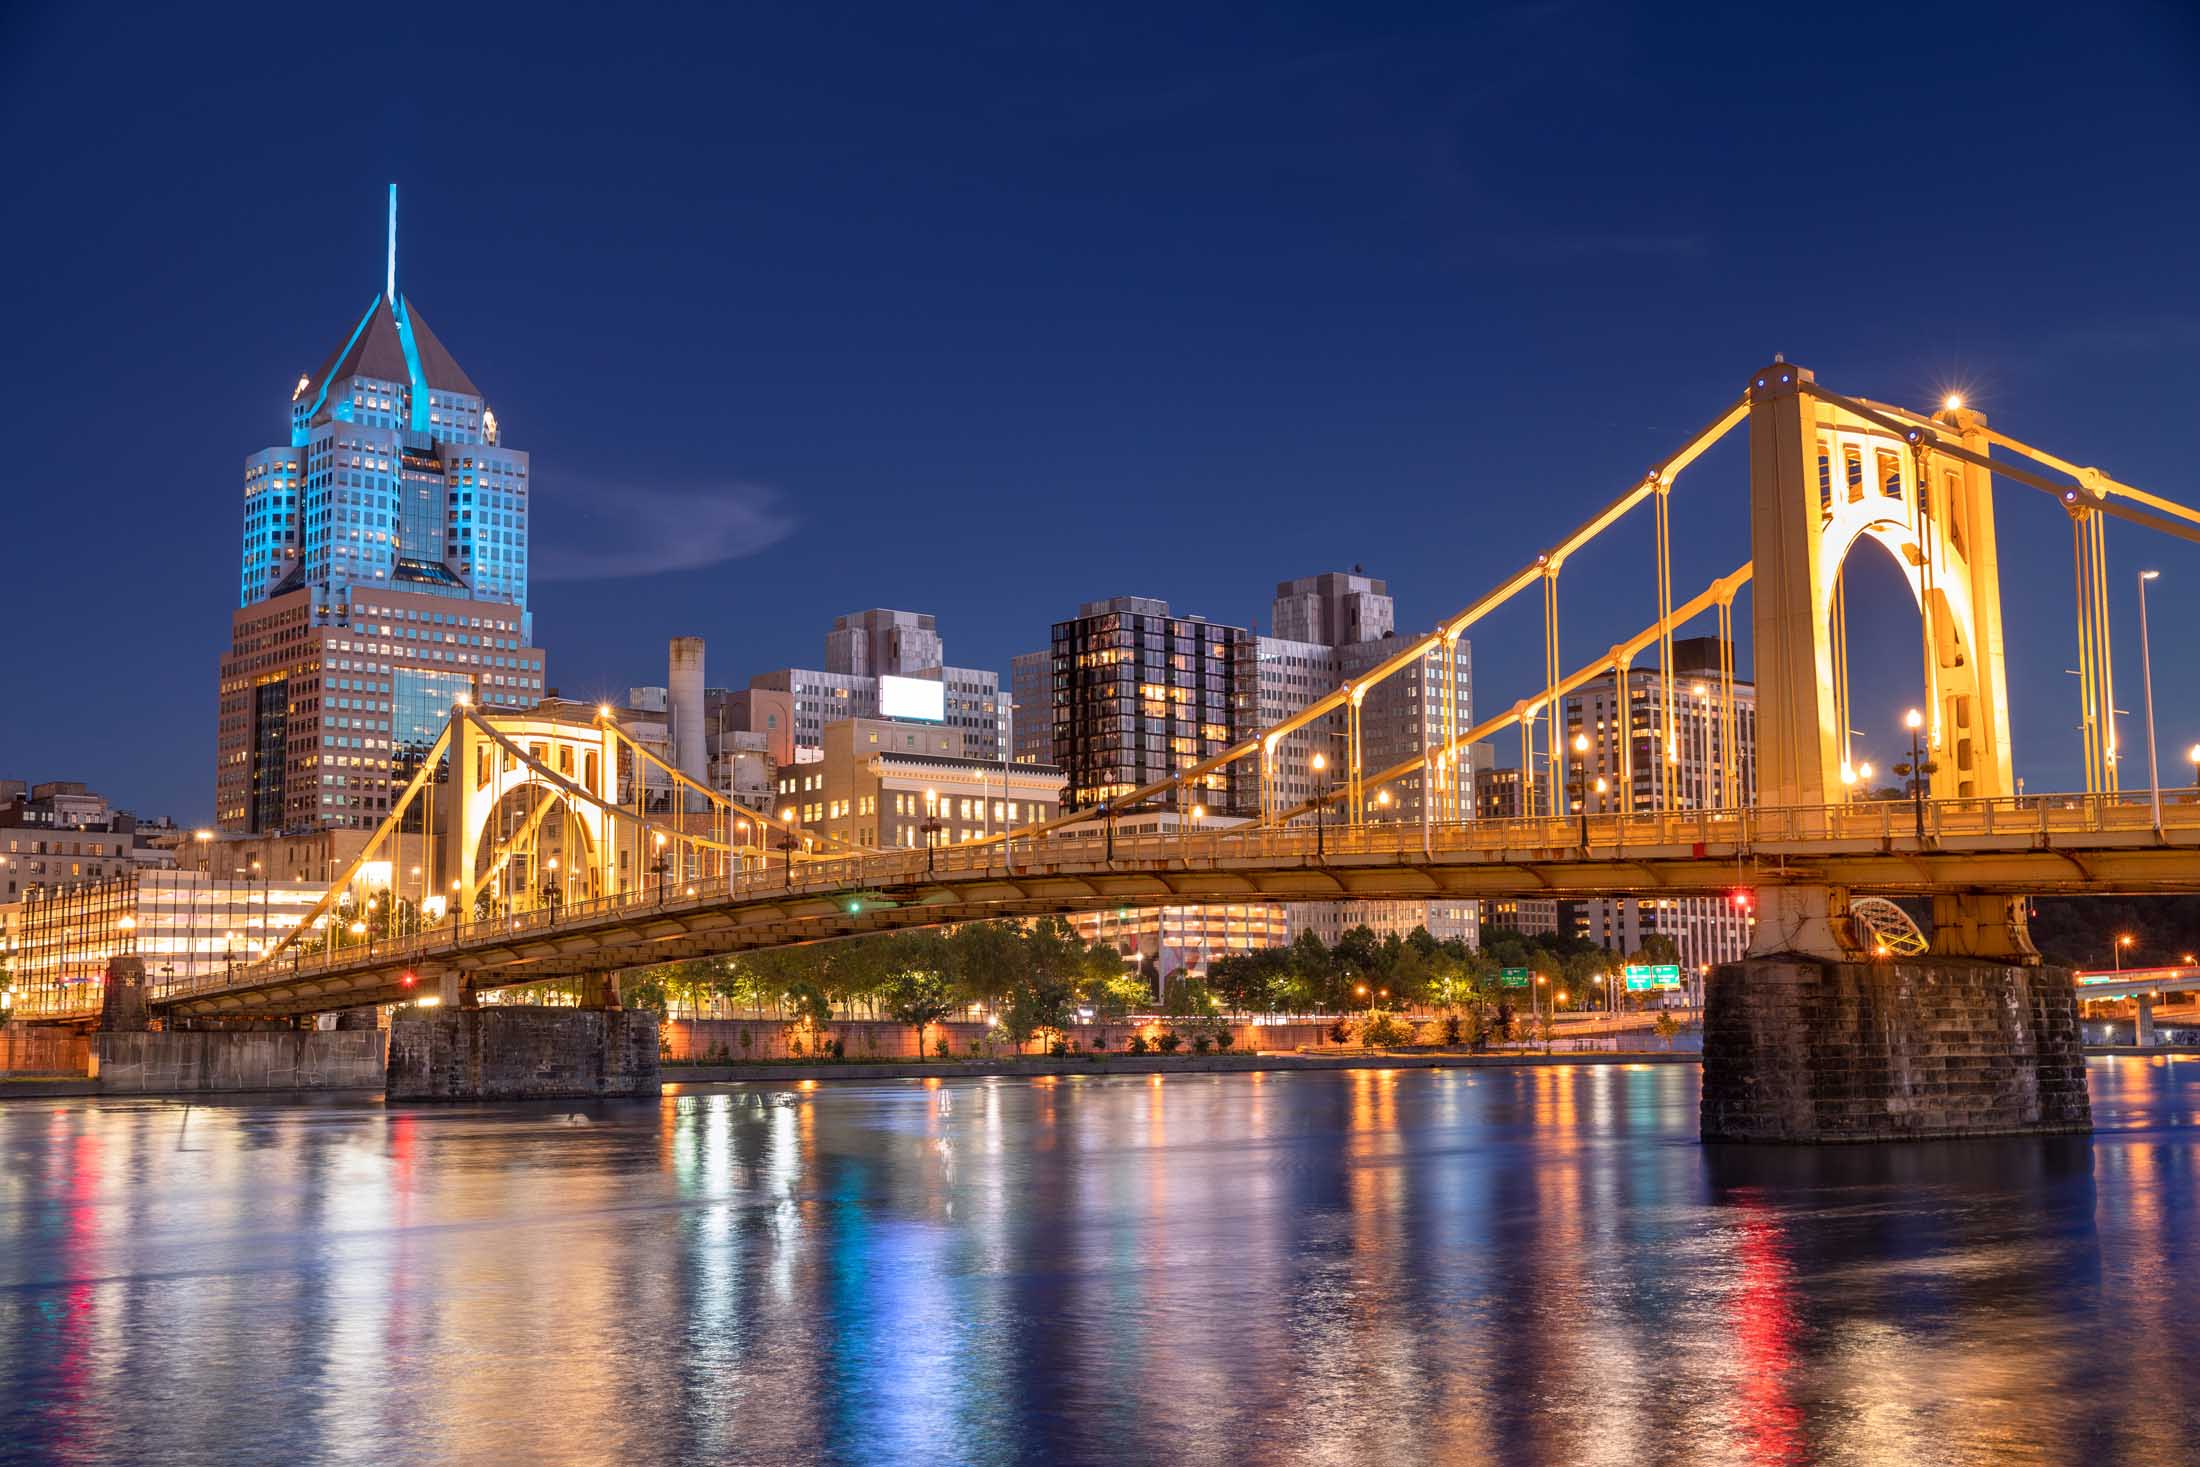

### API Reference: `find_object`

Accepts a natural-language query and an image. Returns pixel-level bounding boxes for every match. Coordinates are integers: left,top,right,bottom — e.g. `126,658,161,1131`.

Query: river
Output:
3,1058,2196,1465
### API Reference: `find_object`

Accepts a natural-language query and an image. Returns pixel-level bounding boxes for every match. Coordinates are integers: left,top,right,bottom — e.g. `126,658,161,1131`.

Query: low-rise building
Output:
784,718,1063,851
10,867,337,1020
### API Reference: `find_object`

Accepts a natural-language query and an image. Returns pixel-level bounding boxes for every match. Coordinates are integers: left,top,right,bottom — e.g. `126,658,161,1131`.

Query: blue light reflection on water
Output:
1,1058,2197,1466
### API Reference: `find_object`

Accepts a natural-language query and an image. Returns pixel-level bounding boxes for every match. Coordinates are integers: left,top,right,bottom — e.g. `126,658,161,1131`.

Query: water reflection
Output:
2,1059,2197,1465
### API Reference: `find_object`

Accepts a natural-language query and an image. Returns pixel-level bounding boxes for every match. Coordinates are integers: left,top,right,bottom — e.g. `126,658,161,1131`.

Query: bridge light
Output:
848,899,861,913
1904,708,1924,731
1943,393,1964,411
400,971,417,987
1730,889,1753,912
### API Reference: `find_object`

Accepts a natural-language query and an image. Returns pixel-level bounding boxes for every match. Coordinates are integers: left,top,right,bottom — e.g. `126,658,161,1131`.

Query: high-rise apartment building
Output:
1562,635,1759,971
1051,597,1251,813
215,188,546,833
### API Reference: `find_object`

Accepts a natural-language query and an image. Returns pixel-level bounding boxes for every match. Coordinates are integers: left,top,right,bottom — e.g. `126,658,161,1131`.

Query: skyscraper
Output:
216,186,547,833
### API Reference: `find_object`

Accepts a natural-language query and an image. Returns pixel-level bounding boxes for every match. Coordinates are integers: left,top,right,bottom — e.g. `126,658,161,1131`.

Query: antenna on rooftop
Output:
386,183,398,304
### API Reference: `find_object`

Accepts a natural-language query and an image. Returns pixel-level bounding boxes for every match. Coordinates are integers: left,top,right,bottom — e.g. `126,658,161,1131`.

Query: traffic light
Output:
1730,889,1753,913
400,971,417,988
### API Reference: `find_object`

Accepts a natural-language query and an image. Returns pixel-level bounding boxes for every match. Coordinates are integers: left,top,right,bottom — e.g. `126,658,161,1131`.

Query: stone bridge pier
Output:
383,971,657,1101
1701,887,2091,1142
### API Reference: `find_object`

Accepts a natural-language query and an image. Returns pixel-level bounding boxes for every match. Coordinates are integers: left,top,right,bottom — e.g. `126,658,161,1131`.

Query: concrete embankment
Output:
663,1048,1705,1087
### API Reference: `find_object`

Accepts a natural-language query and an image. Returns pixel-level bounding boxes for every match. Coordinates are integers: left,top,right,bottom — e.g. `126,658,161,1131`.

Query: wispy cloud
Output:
533,479,795,581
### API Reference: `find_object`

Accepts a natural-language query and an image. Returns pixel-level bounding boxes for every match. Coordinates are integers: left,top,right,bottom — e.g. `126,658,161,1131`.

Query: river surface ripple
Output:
3,1058,2196,1466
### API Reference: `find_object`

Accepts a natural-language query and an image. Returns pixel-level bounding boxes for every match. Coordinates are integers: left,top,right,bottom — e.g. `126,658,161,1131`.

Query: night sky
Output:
5,2,2198,822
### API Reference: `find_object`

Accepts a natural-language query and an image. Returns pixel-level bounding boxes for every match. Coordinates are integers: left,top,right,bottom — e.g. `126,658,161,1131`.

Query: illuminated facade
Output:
10,868,331,1019
1052,597,1251,813
217,187,546,833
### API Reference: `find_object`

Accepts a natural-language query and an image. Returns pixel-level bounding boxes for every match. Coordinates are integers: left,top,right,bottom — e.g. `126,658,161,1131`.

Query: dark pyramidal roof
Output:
304,295,481,405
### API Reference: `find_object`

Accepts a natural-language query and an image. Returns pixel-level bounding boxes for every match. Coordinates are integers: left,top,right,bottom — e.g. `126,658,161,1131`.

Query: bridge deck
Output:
146,796,2200,1019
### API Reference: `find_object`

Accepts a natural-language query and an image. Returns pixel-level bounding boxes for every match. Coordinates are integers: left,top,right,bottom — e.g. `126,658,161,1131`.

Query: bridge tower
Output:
1706,363,2088,1143
1744,361,2031,959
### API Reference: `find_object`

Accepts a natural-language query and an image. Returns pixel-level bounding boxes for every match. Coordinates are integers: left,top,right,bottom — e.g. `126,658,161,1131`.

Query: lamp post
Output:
2115,933,2134,972
1312,751,1332,857
1892,709,1938,844
1569,732,1592,848
921,788,943,873
778,808,799,888
2138,570,2163,831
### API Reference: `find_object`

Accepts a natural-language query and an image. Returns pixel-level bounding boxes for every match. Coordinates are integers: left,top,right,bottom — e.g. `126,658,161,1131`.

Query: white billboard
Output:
878,674,945,722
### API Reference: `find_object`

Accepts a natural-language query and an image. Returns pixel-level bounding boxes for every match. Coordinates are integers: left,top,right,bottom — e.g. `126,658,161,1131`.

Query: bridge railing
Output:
156,789,2198,1004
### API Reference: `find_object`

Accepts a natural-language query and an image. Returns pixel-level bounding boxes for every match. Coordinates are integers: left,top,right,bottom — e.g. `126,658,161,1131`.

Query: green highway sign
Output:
1623,963,1683,991
1498,967,1531,988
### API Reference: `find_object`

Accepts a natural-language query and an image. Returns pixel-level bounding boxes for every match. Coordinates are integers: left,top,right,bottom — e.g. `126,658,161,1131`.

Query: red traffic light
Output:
400,971,417,987
1730,889,1753,911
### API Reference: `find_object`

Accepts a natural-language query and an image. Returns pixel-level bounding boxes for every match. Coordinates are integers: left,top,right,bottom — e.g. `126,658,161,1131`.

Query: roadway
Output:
150,794,2200,1020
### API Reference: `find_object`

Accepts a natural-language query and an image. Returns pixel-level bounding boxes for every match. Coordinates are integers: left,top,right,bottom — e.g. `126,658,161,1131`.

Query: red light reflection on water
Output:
1731,1192,1804,1464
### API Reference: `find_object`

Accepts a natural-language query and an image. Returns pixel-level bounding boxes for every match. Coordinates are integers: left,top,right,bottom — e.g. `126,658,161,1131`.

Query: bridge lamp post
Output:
1311,752,1331,857
2116,933,2134,972
777,809,799,889
2139,570,2164,831
1893,709,1938,844
921,789,944,873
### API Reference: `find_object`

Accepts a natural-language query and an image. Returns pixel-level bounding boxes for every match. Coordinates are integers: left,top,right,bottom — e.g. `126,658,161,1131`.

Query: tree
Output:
1001,971,1077,1050
881,967,955,1058
949,921,1026,1009
1653,1011,1681,1050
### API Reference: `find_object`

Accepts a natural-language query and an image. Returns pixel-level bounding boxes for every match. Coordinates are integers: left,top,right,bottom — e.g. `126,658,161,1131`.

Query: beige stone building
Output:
781,718,1063,852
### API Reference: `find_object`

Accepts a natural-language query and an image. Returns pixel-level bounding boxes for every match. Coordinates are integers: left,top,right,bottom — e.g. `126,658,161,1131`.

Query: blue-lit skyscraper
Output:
219,187,547,832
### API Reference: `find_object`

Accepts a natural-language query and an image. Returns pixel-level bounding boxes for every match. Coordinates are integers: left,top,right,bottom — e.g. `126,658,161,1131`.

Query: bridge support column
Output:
98,957,151,1033
2135,993,2156,1048
579,973,622,1010
1704,886,2090,1142
386,1004,658,1101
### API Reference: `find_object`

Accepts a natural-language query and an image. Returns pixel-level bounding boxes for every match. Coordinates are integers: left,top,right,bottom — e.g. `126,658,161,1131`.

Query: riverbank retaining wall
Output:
664,1018,1358,1062
91,1030,387,1093
387,1006,659,1100
1701,958,2092,1142
3,1025,91,1076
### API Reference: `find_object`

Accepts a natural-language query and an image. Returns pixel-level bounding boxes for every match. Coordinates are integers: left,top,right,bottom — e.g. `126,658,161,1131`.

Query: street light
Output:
920,788,943,873
1312,751,1332,857
2116,933,2134,972
2139,570,2163,830
1892,708,1938,844
778,808,799,888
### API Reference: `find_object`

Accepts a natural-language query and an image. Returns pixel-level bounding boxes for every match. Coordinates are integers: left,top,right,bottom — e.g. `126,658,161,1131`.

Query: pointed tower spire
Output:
386,182,398,304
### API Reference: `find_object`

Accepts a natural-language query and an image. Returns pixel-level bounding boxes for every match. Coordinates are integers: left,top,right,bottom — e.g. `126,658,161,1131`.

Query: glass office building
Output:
217,188,548,832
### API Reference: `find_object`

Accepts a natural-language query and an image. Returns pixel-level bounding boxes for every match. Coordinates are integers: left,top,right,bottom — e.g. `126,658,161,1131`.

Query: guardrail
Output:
150,790,2199,1006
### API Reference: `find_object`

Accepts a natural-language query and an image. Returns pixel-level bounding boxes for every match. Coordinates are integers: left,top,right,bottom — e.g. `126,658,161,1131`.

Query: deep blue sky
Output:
5,1,2198,821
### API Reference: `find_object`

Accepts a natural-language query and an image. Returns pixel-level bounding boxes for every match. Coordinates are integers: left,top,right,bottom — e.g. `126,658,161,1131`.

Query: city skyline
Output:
8,3,2200,823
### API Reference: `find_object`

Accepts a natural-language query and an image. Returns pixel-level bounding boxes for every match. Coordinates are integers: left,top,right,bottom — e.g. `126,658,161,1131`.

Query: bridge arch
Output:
1749,367,2015,814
